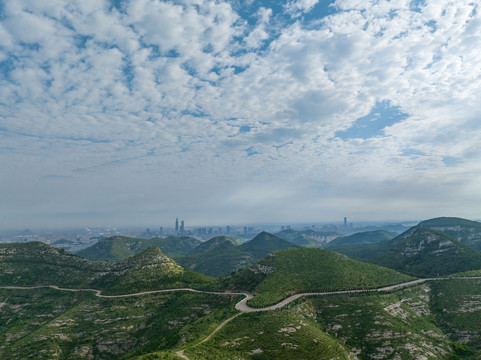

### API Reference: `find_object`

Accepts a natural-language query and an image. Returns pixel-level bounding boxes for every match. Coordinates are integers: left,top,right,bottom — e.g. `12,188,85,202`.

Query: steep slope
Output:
0,242,212,293
324,230,396,260
185,283,457,360
0,287,239,360
418,217,481,251
76,235,201,260
275,229,340,247
175,236,254,278
327,230,396,247
239,231,299,258
186,236,238,255
0,242,106,287
326,240,392,260
372,228,481,277
220,247,413,307
175,232,300,278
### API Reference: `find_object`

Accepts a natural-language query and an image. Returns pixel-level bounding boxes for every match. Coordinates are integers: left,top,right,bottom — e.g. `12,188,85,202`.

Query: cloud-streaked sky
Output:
1,0,481,229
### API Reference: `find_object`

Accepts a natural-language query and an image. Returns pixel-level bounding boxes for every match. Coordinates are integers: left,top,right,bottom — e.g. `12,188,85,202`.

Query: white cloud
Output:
285,0,320,16
1,0,481,228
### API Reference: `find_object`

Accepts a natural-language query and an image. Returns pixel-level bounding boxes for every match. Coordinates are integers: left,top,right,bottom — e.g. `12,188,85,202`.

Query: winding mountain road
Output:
3,276,481,360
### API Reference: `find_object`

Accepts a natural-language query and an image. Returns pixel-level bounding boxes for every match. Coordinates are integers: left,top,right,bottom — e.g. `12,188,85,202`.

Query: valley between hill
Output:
4,217,481,359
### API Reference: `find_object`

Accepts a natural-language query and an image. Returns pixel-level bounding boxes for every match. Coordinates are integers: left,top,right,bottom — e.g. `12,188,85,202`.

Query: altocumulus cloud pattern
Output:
1,0,480,228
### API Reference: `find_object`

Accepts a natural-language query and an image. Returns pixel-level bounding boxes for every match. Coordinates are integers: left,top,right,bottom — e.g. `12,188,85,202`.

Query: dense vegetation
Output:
417,217,481,251
325,230,396,260
326,230,396,247
372,228,481,277
275,229,339,247
220,248,413,307
0,242,213,294
0,287,241,360
238,231,300,258
76,235,202,260
430,279,481,357
175,237,255,278
173,232,298,277
135,280,481,360
77,232,300,278
4,228,481,359
326,240,393,260
183,305,353,360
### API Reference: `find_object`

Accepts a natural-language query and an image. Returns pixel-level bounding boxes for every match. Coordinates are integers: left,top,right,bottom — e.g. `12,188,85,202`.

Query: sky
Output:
1,0,481,230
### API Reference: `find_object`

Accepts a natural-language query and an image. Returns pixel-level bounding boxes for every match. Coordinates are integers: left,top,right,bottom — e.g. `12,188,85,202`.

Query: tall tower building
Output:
175,218,179,234
180,220,185,235
344,217,347,227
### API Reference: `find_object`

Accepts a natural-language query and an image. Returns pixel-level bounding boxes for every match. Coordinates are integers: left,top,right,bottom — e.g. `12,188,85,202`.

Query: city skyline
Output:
1,0,481,229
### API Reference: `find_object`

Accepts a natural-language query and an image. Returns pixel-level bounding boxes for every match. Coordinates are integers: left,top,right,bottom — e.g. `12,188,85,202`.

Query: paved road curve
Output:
3,277,481,312
3,276,481,360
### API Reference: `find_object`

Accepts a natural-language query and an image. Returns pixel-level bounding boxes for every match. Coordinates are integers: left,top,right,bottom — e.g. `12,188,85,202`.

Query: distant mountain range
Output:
275,229,340,246
0,241,211,294
3,216,481,359
76,231,299,277
326,217,481,277
372,227,481,277
76,235,201,260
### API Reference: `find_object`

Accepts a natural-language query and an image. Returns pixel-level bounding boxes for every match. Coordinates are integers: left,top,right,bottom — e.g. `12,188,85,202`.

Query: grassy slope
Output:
326,240,393,260
184,306,354,360
310,285,453,359
327,230,396,247
430,279,481,357
0,242,213,294
175,237,255,278
152,281,476,360
6,279,481,360
419,217,481,228
275,229,336,247
76,235,201,261
175,232,299,278
238,231,299,258
418,217,481,251
220,248,413,307
372,228,481,277
325,230,396,260
0,287,240,360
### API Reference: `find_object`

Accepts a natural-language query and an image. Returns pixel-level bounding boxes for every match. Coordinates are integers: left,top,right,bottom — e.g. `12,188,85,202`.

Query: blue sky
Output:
1,0,481,229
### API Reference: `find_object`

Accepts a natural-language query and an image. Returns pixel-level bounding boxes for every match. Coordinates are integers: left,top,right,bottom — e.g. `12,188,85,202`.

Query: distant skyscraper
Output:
226,226,231,234
175,218,179,234
344,217,347,226
159,227,163,236
180,220,185,235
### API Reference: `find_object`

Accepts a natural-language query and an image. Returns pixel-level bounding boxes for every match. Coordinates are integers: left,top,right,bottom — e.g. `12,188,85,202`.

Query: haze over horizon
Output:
1,0,481,230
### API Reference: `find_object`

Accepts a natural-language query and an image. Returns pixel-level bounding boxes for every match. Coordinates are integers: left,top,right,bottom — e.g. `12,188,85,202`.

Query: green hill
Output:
175,237,255,278
238,231,299,258
0,242,212,294
275,229,340,247
220,247,413,307
372,228,481,277
327,230,396,247
417,217,481,251
186,236,238,254
76,235,201,261
324,230,396,260
174,233,299,278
